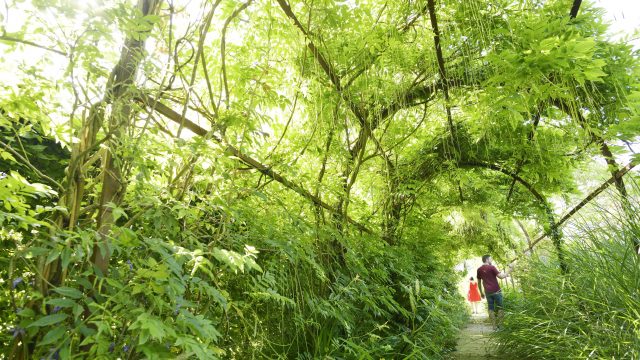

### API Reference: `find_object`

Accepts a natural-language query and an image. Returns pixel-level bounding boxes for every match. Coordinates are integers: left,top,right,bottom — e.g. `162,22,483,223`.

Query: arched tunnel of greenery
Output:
0,0,638,358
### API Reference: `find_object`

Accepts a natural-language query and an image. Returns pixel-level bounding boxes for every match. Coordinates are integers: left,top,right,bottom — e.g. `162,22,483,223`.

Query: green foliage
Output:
0,0,639,358
495,192,640,359
2,194,466,358
0,171,56,228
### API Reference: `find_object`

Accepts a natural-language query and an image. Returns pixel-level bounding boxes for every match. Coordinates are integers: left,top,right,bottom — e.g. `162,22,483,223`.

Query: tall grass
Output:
495,189,640,359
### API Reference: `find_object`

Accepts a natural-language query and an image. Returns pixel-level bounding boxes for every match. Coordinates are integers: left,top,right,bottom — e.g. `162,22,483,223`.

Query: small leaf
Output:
45,250,59,265
17,308,35,318
0,149,16,162
584,68,607,81
24,247,49,257
53,287,83,299
46,298,76,308
73,303,83,319
61,247,72,269
106,202,128,222
117,227,139,247
39,326,66,345
28,313,68,328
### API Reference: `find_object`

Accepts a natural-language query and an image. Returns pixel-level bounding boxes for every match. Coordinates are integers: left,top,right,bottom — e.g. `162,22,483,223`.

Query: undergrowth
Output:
495,193,640,359
1,189,466,359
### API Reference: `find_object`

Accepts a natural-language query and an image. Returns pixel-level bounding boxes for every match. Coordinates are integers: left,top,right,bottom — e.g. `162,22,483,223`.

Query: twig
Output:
176,0,221,137
220,0,254,109
0,140,63,191
0,33,67,56
427,0,458,158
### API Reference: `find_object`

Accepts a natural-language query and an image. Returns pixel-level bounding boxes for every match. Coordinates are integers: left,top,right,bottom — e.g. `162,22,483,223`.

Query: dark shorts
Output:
486,291,503,311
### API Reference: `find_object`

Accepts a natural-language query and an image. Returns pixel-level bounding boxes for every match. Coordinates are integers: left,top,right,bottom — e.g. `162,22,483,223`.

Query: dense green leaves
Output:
0,0,638,358
496,191,640,359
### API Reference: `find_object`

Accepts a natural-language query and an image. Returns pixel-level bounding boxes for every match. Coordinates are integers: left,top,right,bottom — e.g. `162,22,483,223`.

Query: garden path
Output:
449,306,497,359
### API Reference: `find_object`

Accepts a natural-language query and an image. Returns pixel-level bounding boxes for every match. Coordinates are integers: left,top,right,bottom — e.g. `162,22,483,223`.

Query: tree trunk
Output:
382,159,402,245
11,2,160,358
92,0,161,275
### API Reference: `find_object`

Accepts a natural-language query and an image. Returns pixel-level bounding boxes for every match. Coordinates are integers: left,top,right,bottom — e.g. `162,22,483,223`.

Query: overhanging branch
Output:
457,160,546,203
0,33,67,56
137,95,375,234
569,0,582,19
552,98,627,197
427,0,458,156
458,159,567,271
510,160,638,263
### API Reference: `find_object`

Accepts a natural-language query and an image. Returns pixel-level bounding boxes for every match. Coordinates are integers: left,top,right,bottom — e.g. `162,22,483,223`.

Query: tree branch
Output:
552,98,627,197
510,160,638,263
276,0,342,92
176,0,221,137
458,159,567,271
0,33,67,56
138,94,375,234
569,0,582,19
427,0,458,157
221,0,254,109
506,108,542,202
0,140,63,191
457,160,546,203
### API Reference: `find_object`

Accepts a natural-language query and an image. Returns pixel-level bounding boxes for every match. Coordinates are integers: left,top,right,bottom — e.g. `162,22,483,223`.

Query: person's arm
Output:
476,269,485,298
496,263,514,279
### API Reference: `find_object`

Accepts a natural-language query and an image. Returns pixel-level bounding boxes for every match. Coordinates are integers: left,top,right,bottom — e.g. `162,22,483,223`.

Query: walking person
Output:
467,276,482,314
467,277,482,314
477,254,513,329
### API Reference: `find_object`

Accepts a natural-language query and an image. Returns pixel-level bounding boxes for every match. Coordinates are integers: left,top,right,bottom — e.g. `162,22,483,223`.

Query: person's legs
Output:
473,301,478,314
487,293,496,326
494,292,504,328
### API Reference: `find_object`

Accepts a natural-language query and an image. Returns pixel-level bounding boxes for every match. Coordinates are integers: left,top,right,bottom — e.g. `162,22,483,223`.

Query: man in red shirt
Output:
477,254,513,329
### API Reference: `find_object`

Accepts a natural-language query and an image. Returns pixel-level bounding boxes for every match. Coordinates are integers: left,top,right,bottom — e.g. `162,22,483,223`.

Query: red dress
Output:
467,281,481,302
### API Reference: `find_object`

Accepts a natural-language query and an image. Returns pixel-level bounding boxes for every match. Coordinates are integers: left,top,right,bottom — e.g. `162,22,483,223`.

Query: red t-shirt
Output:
477,264,501,293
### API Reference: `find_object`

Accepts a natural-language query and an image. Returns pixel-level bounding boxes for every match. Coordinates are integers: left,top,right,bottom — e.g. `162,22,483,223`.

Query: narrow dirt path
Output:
449,308,496,359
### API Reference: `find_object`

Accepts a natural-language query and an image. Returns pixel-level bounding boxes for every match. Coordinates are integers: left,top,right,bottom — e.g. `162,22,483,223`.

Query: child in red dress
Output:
467,276,482,314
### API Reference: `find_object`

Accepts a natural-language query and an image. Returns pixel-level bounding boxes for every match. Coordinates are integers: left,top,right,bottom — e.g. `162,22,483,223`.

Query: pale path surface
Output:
451,260,502,359
448,306,497,359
